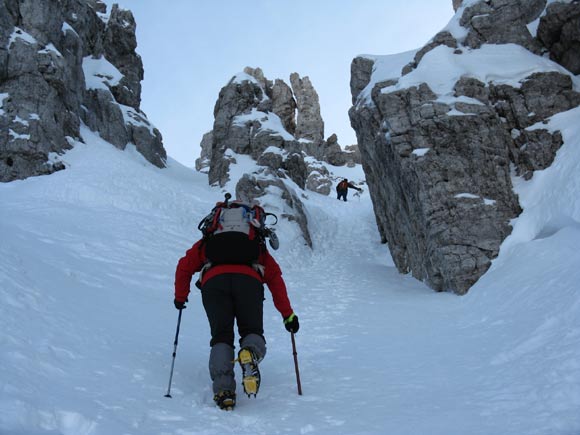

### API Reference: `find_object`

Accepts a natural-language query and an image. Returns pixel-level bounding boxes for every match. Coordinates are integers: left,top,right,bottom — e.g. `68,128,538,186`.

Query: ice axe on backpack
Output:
261,210,279,250
264,227,279,250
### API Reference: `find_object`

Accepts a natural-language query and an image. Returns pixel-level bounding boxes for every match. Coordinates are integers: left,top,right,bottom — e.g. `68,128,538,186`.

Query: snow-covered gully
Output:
1,127,579,434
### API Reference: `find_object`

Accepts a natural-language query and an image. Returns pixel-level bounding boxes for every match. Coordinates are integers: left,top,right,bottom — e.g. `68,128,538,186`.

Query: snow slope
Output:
1,120,580,434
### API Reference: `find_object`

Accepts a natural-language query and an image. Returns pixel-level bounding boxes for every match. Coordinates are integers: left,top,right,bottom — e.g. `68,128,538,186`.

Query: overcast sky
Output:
102,0,455,167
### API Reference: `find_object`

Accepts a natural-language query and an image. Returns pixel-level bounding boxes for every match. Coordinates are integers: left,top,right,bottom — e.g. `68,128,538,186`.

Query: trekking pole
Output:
291,332,303,395
164,308,183,398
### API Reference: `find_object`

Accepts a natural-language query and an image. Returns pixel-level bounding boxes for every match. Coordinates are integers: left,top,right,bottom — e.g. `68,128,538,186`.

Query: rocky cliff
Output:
0,0,166,182
200,67,359,188
198,67,362,247
349,0,580,294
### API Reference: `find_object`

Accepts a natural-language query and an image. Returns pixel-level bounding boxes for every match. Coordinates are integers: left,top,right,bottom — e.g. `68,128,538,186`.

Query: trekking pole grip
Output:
291,332,303,395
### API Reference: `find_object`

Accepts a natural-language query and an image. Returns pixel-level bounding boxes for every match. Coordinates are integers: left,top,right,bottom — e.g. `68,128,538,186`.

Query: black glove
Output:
283,313,299,333
174,298,187,310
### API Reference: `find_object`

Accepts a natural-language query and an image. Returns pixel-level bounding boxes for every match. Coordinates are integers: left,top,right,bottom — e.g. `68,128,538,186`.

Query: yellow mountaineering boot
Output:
213,390,236,410
237,348,260,397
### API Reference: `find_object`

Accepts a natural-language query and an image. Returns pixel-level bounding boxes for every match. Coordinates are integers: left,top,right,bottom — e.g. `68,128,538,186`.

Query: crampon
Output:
213,390,236,410
237,348,261,397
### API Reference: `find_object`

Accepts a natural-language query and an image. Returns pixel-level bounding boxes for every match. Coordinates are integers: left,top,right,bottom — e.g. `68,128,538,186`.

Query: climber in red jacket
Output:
174,235,298,410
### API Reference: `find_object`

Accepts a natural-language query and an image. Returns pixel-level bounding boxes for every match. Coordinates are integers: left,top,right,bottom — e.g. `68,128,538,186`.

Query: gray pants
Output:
209,333,266,394
202,273,268,393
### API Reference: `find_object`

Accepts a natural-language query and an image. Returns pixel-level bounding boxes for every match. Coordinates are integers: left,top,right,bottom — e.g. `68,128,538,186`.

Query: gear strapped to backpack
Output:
197,193,279,265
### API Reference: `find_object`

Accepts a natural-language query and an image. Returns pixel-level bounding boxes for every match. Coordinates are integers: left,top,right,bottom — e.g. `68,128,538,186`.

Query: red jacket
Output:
174,239,294,318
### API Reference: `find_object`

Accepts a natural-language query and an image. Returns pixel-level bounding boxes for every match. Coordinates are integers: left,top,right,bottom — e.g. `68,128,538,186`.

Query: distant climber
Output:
173,194,299,411
336,178,362,202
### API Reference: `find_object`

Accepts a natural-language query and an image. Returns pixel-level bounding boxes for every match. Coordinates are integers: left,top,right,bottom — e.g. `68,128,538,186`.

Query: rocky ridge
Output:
0,0,166,182
197,67,362,247
349,0,580,294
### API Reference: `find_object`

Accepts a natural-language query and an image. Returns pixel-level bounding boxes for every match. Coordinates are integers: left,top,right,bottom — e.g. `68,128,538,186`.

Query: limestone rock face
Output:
207,67,358,188
310,134,361,167
305,160,332,195
203,67,362,247
407,1,552,78
460,0,546,53
343,144,361,166
410,0,554,79
104,4,142,109
271,79,296,135
0,0,166,182
489,72,580,179
349,0,580,294
195,131,212,172
537,2,580,74
289,72,324,143
351,81,523,293
204,70,311,247
209,76,265,175
350,57,375,105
